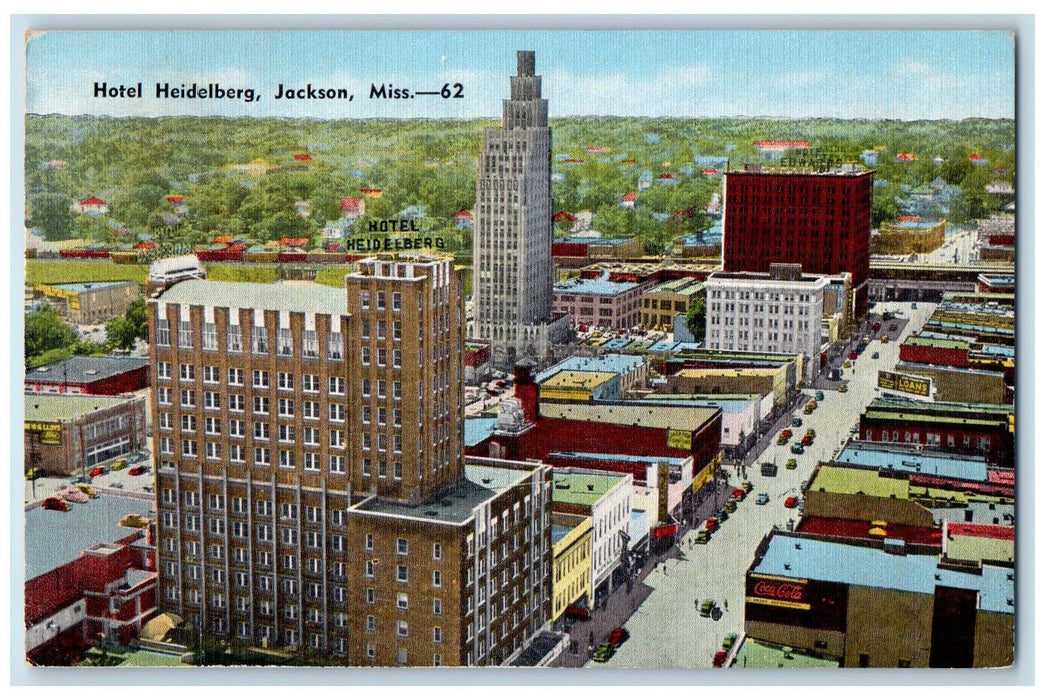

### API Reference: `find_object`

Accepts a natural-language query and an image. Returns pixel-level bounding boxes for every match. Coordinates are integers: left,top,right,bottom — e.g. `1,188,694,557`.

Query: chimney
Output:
514,361,539,422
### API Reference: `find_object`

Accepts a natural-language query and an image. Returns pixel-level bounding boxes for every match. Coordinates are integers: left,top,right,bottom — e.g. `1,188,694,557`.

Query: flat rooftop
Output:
752,532,1013,614
158,279,346,316
539,371,617,392
554,272,640,296
350,463,534,525
25,493,153,579
464,417,499,447
26,356,149,385
552,471,629,507
647,277,704,295
536,354,645,381
49,281,135,293
732,637,841,669
944,522,1015,564
539,401,718,433
25,393,136,423
548,451,688,467
808,465,910,499
836,443,990,483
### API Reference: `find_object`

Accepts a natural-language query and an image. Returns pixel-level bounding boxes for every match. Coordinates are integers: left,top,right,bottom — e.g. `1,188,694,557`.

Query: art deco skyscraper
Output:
472,51,567,368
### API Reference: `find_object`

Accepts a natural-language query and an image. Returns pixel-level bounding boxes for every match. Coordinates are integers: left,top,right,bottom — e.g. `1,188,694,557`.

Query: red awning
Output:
654,524,678,539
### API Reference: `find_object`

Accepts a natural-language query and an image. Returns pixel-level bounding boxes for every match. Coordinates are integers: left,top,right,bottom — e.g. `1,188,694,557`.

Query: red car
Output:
89,467,105,478
732,488,746,501
42,496,70,512
784,496,799,509
801,435,813,446
608,627,630,647
848,351,859,361
128,466,147,476
705,517,719,533
713,650,728,668
873,321,882,331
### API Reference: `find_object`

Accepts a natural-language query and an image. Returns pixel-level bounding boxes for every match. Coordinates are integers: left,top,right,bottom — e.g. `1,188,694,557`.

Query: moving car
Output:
791,417,803,428
784,496,799,509
839,382,849,393
593,643,616,663
699,600,716,617
761,462,778,477
42,496,70,512
608,627,630,647
881,335,889,343
786,458,798,470
872,351,880,359
755,492,770,505
801,434,813,446
791,444,805,455
722,634,738,651
713,650,729,668
889,323,898,331
872,321,882,332
815,390,825,401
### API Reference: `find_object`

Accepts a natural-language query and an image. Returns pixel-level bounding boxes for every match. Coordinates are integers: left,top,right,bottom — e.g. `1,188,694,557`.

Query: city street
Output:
594,300,936,668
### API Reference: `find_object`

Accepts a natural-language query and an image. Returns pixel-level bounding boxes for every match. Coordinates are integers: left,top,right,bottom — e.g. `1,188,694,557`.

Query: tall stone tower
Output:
471,51,566,369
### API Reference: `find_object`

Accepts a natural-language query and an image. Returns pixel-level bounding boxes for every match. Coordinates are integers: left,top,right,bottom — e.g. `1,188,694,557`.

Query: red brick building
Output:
723,169,873,312
25,356,150,396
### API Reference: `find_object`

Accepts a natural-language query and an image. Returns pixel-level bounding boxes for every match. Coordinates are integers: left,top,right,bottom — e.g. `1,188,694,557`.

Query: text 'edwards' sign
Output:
877,370,934,401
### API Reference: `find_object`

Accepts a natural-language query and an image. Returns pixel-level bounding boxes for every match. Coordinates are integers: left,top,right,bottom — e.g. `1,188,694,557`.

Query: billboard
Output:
878,370,934,401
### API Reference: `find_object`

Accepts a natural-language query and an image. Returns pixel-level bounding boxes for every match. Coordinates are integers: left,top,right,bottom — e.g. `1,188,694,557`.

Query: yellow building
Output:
539,370,618,402
551,513,593,621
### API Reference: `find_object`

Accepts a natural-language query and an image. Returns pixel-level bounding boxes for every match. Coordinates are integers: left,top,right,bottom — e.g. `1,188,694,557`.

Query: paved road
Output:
594,301,936,668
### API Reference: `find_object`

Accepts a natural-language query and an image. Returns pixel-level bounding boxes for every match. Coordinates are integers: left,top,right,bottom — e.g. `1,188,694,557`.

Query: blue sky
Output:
25,29,1014,120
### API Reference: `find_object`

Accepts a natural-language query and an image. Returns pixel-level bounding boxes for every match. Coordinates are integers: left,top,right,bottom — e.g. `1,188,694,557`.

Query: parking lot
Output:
25,450,156,507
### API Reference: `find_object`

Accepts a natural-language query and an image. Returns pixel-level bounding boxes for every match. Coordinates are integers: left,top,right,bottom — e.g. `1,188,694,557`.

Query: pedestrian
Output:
724,599,728,611
694,599,699,611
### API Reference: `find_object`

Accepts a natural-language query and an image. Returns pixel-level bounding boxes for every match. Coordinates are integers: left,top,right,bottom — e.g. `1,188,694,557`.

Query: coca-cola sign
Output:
752,579,805,602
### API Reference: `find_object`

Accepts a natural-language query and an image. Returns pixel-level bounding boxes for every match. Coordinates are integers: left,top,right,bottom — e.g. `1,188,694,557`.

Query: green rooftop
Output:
552,471,629,507
24,394,136,423
808,465,909,499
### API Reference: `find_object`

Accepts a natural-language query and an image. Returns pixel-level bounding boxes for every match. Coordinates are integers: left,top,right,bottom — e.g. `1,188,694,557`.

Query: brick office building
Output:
722,168,873,313
148,253,553,665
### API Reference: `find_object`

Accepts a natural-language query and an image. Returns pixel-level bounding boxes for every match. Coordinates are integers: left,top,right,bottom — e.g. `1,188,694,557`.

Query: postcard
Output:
20,26,1018,673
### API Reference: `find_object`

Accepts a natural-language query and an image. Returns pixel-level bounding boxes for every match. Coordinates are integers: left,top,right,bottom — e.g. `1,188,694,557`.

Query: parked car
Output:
42,496,70,512
756,492,770,505
842,360,852,369
128,465,148,476
713,650,729,668
791,444,805,455
791,417,803,427
839,382,849,393
780,429,793,439
89,467,105,478
111,458,128,471
704,517,720,533
722,634,738,650
593,643,616,663
872,321,882,331
741,481,753,493
608,627,630,648
806,428,817,438
716,508,729,522
733,488,747,501
848,351,859,361
695,529,711,544
815,390,825,401
786,458,798,470
777,435,790,446
784,496,799,509
724,500,737,513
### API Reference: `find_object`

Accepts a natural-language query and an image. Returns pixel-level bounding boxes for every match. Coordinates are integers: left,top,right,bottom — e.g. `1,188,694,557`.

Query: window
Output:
302,374,319,393
229,394,245,412
433,627,442,644
366,615,376,633
329,404,345,422
277,372,294,390
253,422,269,440
180,389,196,408
278,398,294,417
365,588,375,604
278,424,296,443
156,320,170,346
204,392,220,410
253,448,270,466
227,326,242,352
396,620,408,638
329,377,345,395
157,362,171,379
204,417,221,435
205,442,222,460
365,534,374,551
432,599,442,616
158,412,173,430
180,363,195,381
228,368,244,386
229,419,245,438
252,370,269,388
181,440,198,458
157,387,171,405
303,401,319,419
396,593,408,610
181,415,196,432
397,538,408,555
329,455,345,473
365,560,375,578
253,396,269,415
303,453,319,471
432,571,442,588
396,565,408,583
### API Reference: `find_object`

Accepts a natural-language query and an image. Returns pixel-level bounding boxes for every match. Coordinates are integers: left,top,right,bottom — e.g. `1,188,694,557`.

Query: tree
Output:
105,316,137,350
29,193,75,241
25,305,77,360
686,296,707,343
